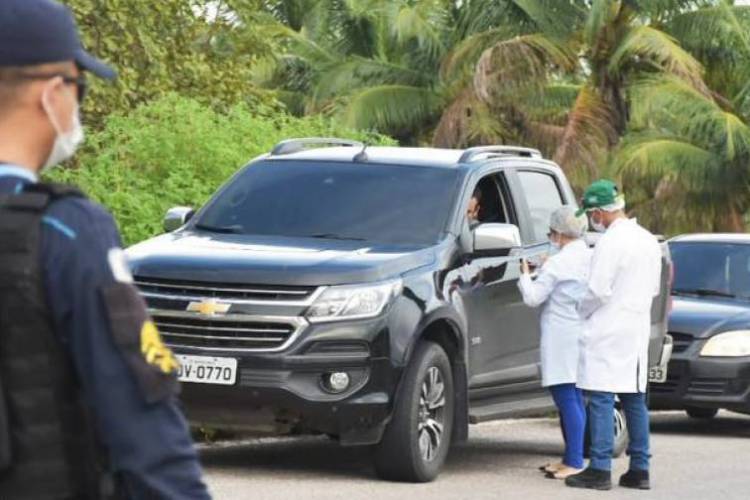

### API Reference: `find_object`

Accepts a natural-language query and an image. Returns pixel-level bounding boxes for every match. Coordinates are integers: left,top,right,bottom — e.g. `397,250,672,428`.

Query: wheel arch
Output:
401,315,469,443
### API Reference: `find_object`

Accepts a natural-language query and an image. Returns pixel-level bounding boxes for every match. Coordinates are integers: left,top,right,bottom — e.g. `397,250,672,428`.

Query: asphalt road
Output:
201,411,749,499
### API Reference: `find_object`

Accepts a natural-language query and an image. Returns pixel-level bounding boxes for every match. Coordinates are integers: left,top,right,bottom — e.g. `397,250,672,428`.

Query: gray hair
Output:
549,205,588,238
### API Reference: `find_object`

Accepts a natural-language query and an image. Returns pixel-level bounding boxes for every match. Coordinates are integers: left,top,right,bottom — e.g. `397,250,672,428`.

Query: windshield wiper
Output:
305,233,367,241
673,288,736,299
195,223,243,234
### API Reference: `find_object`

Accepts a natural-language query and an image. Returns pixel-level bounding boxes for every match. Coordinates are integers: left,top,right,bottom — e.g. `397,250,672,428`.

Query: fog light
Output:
324,372,351,393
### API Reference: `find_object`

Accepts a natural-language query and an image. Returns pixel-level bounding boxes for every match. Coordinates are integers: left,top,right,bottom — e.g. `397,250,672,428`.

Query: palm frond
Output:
257,20,337,63
669,5,750,57
473,34,577,104
629,76,750,161
522,121,566,158
608,25,707,93
311,56,428,103
441,26,522,82
518,83,582,125
584,0,620,47
553,85,618,175
343,84,442,132
614,135,718,191
509,0,586,38
432,87,511,148
390,0,451,60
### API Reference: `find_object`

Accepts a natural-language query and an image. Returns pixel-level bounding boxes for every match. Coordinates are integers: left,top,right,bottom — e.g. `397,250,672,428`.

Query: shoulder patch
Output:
141,321,180,375
108,248,134,283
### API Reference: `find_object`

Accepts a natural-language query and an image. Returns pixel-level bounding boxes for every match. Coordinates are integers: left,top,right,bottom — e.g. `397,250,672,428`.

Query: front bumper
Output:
650,355,750,413
174,317,401,445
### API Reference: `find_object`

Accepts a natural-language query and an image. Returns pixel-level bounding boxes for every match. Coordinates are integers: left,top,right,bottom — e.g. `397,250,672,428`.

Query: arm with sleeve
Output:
517,261,559,308
41,198,211,500
577,234,620,319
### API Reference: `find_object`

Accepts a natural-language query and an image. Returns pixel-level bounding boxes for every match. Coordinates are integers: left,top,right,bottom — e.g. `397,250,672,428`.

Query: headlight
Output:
700,330,750,357
306,279,402,323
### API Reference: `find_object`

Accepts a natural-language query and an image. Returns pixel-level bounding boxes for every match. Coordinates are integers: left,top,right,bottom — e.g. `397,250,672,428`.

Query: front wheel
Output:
686,407,718,419
374,341,454,482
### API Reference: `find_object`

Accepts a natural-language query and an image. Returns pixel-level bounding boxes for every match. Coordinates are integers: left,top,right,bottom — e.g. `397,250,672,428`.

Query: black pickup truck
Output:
126,139,673,482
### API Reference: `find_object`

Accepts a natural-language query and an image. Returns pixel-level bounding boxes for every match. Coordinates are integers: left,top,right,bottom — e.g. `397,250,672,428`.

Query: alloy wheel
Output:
417,366,446,462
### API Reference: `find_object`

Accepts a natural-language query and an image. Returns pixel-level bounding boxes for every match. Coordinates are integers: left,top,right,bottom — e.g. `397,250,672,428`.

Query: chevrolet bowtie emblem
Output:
187,299,230,316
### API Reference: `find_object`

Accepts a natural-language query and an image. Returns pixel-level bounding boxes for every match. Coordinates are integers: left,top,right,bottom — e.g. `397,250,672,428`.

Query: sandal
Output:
539,462,565,474
549,466,584,480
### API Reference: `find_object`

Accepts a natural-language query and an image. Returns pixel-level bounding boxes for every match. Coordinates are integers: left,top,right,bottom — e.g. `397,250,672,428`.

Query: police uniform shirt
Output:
0,166,211,499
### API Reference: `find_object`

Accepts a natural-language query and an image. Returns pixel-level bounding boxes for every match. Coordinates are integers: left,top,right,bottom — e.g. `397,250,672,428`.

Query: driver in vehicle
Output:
467,188,482,226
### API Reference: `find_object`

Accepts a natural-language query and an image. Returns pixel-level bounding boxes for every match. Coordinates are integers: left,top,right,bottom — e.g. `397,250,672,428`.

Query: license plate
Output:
648,364,668,384
176,355,237,385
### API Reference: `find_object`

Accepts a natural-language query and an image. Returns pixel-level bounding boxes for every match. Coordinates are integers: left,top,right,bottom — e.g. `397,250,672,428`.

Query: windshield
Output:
669,242,750,300
195,160,460,246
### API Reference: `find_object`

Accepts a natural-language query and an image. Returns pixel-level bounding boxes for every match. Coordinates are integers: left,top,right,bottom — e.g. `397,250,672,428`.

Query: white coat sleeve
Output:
517,265,558,308
578,235,620,319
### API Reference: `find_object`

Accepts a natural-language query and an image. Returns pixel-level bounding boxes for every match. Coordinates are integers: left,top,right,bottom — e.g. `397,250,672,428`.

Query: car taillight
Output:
667,262,675,313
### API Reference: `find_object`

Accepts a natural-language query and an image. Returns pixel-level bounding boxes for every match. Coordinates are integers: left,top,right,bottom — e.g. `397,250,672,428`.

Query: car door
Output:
454,171,540,391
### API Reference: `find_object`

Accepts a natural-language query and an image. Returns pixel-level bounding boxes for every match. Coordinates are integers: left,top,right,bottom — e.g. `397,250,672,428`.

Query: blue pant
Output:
549,384,586,469
588,391,650,472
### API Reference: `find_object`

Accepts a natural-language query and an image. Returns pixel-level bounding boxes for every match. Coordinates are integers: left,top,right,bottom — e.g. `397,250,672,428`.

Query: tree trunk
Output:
716,206,747,232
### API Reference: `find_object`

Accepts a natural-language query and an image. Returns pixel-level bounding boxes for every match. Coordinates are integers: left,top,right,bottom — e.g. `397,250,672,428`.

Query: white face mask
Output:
590,212,607,233
41,87,84,172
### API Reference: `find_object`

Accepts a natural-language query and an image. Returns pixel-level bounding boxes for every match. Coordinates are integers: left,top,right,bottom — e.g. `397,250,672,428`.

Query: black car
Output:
650,235,750,418
127,139,672,482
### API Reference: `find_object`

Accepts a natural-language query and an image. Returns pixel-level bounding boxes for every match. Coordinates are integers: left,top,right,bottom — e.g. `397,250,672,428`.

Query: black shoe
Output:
620,469,650,490
565,467,612,490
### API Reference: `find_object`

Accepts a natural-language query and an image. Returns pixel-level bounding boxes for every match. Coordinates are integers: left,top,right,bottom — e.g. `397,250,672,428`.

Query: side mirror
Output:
163,206,195,232
473,223,522,252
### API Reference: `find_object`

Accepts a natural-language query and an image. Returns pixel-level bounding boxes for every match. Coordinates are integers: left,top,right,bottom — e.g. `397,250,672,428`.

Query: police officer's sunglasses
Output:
8,73,88,103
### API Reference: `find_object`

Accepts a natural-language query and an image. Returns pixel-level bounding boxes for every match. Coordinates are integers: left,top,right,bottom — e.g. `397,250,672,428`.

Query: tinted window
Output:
517,171,564,243
195,160,460,246
670,242,750,300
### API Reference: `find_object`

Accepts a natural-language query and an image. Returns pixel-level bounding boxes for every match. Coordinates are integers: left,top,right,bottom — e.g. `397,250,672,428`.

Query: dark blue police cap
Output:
0,0,115,80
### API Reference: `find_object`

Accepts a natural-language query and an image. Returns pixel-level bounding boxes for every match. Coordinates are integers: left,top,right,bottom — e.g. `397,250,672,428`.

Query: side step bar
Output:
469,395,555,424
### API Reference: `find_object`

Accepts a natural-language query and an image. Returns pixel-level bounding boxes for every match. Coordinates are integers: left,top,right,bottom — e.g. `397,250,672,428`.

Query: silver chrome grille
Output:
152,312,307,351
134,277,315,352
134,277,318,304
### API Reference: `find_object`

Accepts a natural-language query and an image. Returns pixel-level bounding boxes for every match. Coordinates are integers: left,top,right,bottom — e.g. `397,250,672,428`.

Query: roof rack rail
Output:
270,138,364,156
459,146,543,163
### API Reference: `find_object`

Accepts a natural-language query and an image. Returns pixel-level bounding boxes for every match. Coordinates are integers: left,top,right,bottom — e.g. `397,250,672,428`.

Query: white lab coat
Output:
517,239,592,387
577,218,662,393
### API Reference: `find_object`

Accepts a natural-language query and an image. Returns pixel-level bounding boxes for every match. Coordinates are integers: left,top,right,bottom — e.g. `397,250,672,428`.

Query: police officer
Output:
0,1,211,498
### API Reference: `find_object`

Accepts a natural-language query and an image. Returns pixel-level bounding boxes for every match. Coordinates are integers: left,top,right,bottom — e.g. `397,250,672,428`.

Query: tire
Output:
374,341,454,482
583,405,629,458
612,406,629,458
686,407,718,419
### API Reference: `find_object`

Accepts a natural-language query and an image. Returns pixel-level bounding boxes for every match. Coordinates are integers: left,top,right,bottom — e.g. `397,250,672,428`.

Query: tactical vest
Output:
0,183,115,500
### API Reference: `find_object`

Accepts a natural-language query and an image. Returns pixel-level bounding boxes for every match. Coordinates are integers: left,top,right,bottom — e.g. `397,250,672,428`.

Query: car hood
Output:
669,296,750,338
126,230,436,286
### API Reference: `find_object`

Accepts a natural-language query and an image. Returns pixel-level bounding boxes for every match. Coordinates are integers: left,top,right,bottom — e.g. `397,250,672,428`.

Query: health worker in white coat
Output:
518,206,592,480
565,180,662,493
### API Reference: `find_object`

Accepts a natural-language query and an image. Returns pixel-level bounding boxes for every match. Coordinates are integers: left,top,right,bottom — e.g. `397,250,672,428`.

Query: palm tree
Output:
252,0,583,145
539,1,705,183
612,1,750,233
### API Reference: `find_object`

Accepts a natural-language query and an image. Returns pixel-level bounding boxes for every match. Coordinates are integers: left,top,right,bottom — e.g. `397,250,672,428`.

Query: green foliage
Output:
62,0,276,126
47,94,394,246
613,76,750,233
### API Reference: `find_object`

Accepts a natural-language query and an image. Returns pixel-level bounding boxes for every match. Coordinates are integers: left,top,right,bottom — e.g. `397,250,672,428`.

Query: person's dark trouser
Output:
549,383,586,469
588,391,650,472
